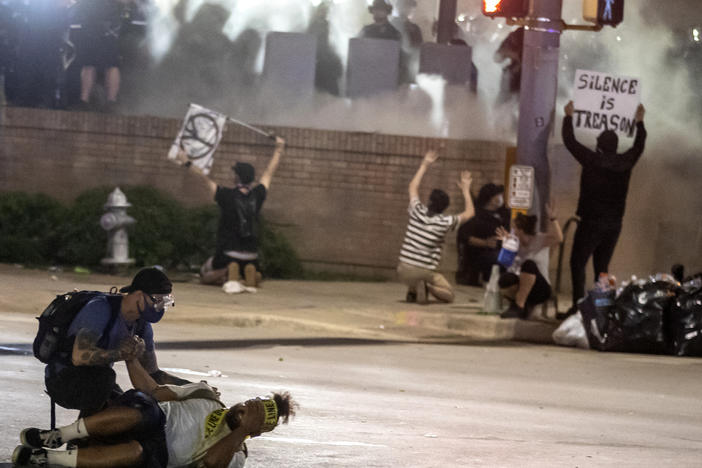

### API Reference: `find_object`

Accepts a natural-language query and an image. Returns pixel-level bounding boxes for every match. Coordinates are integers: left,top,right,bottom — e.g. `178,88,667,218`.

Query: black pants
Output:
456,249,500,286
570,219,622,306
45,365,122,416
105,390,168,468
499,260,552,307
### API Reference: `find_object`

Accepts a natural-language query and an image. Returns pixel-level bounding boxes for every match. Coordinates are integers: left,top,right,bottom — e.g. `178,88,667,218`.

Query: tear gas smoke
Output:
415,74,447,135
139,1,700,143
131,0,700,273
136,0,500,140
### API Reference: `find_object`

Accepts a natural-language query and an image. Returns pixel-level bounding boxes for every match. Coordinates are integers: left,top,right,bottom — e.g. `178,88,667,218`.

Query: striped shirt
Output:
398,198,459,270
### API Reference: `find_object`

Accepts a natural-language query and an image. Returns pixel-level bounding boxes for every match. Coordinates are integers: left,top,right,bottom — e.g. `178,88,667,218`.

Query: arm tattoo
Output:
73,328,121,366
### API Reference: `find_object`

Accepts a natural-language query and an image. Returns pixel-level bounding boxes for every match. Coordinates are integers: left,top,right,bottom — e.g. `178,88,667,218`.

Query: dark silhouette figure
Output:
359,0,401,41
308,1,342,95
494,27,523,102
560,100,647,319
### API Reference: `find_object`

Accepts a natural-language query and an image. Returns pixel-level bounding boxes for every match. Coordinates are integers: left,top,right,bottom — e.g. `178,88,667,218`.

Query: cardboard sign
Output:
263,32,317,96
167,104,227,175
419,43,472,85
508,165,534,210
572,69,641,138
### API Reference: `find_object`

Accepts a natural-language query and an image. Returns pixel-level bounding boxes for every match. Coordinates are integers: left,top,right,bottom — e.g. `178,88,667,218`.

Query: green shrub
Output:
0,192,66,264
120,186,189,268
180,204,219,268
259,219,304,279
55,187,112,266
0,187,303,279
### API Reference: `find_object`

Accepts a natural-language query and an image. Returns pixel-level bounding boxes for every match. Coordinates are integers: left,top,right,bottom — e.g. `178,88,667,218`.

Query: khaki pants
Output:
397,262,455,303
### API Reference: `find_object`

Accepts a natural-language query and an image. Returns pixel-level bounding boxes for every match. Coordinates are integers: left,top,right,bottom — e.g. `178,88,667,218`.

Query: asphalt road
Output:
2,314,702,467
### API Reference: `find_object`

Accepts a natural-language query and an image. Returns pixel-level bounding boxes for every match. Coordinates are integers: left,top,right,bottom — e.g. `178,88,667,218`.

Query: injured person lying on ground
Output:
13,355,297,468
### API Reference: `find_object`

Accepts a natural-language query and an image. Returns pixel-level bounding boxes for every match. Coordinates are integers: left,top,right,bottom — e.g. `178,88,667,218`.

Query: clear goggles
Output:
147,293,175,311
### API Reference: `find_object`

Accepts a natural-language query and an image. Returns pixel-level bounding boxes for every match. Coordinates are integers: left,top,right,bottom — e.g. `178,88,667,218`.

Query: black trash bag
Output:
580,280,679,354
667,278,702,356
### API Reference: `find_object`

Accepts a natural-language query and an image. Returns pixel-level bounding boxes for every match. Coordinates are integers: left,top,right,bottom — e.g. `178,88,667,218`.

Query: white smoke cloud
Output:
132,0,701,273
135,0,508,140
138,1,701,149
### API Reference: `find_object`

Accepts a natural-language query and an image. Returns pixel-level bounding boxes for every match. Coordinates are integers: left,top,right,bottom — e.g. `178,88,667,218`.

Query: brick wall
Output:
0,106,508,277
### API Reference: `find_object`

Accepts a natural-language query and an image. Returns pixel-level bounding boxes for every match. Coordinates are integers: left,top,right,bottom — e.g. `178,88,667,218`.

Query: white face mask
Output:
493,195,504,208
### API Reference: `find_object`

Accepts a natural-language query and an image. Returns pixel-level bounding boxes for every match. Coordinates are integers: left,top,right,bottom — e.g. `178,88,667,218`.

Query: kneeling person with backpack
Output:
36,267,187,416
176,137,286,287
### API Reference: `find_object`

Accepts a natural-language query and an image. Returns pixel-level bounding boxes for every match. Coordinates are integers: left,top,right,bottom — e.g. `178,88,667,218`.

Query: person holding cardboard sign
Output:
560,100,647,320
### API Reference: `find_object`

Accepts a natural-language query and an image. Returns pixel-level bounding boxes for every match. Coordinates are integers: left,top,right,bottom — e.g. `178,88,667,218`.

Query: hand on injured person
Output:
119,335,145,361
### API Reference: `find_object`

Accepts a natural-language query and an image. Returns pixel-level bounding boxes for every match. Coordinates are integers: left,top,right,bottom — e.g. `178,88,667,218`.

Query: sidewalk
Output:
0,264,562,345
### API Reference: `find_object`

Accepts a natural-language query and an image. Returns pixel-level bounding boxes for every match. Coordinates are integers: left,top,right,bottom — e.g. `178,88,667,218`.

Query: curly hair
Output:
272,391,298,425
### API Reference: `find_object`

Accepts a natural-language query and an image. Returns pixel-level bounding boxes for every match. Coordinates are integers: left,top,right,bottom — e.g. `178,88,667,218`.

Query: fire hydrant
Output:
100,187,135,266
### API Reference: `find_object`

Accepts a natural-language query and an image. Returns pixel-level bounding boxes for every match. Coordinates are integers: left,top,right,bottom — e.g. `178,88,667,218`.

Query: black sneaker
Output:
12,445,47,466
500,302,526,319
406,290,417,303
20,428,63,449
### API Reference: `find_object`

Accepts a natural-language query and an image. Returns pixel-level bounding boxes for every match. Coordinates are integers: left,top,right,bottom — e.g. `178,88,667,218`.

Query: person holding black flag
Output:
177,137,286,287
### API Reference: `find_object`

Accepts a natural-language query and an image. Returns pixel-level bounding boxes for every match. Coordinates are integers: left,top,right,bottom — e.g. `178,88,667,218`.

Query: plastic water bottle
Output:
497,234,519,267
593,273,615,309
483,264,502,314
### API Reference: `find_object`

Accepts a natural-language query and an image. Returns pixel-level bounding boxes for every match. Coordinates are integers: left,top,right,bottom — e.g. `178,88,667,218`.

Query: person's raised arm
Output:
259,136,285,190
561,100,595,166
611,104,647,171
409,149,438,200
543,202,563,247
173,149,217,197
456,170,474,223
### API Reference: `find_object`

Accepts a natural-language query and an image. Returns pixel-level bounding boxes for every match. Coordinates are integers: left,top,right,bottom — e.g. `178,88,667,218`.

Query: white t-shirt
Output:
508,233,551,284
159,399,246,468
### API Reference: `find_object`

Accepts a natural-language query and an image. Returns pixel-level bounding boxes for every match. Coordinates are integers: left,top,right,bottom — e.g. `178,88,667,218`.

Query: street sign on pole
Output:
508,164,534,210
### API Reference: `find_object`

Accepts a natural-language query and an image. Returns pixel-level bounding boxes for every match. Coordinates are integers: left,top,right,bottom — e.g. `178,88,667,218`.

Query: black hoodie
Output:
562,115,647,223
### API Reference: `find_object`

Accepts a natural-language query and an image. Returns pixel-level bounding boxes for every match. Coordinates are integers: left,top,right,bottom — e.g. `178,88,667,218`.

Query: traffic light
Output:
583,0,624,27
482,0,529,18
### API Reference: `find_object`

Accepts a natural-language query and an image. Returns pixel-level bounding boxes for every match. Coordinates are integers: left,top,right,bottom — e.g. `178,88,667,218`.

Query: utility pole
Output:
484,0,612,221
515,0,564,224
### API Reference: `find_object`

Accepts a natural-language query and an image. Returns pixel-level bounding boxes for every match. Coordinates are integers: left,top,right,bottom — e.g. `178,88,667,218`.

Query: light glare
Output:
483,0,501,14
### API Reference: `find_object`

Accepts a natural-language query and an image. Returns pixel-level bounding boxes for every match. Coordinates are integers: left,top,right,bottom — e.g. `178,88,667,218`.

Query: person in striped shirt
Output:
397,149,474,304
